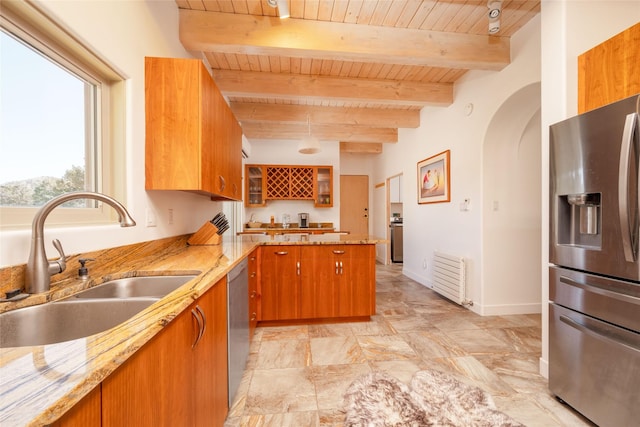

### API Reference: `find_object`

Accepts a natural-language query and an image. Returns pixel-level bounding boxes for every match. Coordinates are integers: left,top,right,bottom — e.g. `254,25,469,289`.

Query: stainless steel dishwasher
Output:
227,258,249,408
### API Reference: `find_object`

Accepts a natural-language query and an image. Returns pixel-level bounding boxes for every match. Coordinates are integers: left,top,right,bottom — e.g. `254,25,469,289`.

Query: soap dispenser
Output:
78,258,95,280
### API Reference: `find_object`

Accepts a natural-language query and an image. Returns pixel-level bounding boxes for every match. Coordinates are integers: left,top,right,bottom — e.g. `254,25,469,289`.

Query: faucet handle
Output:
50,239,67,274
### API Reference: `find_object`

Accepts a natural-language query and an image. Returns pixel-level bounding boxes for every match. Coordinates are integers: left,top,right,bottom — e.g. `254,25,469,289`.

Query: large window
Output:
0,1,125,228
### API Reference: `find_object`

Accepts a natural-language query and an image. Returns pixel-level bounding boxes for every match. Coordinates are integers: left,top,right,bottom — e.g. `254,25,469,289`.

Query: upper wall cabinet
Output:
245,164,333,208
578,22,640,113
145,57,242,201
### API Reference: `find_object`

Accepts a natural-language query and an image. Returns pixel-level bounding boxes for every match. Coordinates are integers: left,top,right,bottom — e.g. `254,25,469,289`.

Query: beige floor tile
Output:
357,334,418,361
245,367,317,414
310,336,365,366
255,339,311,369
239,411,320,427
311,363,371,410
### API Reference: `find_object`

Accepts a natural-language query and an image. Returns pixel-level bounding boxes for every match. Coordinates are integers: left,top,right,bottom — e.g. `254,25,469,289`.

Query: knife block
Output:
187,222,222,246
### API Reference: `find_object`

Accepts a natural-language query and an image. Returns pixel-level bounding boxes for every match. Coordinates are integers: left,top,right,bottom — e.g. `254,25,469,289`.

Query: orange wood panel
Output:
102,299,194,426
248,248,260,336
578,22,640,113
145,57,242,200
259,246,300,320
193,278,228,427
51,386,101,427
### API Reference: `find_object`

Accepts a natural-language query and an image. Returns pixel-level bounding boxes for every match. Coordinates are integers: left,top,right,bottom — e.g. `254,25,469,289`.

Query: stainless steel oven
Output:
549,94,640,427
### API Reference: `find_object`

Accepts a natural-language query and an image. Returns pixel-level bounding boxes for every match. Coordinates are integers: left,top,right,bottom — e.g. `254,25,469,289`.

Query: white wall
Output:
0,0,227,268
482,83,542,315
372,14,542,315
539,0,640,378
243,139,340,227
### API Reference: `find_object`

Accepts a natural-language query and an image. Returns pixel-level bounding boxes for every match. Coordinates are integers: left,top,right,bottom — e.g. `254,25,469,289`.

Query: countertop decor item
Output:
187,212,229,245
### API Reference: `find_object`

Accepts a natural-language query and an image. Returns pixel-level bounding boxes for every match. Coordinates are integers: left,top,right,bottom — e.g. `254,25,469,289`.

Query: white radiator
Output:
433,251,466,305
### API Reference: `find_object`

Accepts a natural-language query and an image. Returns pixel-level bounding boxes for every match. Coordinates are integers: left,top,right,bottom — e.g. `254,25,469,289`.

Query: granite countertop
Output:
0,233,386,427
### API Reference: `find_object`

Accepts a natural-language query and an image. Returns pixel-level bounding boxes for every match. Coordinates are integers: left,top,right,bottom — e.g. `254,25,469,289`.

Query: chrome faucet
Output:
25,191,136,294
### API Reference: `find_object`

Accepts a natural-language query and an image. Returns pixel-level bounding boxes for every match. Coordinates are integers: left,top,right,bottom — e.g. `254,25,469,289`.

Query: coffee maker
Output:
298,213,309,228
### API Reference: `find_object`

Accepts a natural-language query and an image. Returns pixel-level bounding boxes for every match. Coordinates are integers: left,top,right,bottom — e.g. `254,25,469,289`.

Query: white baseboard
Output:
479,303,542,316
539,357,549,379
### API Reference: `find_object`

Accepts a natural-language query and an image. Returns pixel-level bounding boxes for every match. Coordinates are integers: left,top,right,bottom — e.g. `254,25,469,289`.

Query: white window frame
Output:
0,1,126,229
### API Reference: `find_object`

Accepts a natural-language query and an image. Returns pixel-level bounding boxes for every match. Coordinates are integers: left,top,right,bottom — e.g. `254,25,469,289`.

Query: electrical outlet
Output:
168,208,174,225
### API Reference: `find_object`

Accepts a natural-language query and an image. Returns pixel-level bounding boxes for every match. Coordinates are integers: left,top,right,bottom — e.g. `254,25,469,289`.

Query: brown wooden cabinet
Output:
101,278,228,427
51,387,101,427
245,164,333,207
145,57,242,200
248,248,260,336
258,245,375,321
578,22,640,113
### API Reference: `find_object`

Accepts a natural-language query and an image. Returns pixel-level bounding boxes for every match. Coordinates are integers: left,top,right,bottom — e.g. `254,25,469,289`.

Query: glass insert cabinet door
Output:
245,165,265,207
315,167,333,208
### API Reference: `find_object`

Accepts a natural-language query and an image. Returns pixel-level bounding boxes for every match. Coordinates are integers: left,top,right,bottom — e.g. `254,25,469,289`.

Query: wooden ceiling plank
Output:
230,102,421,127
241,121,399,142
212,69,453,106
179,9,511,71
340,142,383,154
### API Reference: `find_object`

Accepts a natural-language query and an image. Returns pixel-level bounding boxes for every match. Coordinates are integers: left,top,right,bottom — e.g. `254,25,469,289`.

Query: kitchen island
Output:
0,233,384,427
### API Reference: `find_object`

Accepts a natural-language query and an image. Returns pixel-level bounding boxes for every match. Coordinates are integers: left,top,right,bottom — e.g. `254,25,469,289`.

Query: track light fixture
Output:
267,0,290,19
488,0,502,35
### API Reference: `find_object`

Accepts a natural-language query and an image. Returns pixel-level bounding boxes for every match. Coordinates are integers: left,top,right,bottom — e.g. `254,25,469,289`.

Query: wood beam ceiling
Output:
229,103,420,128
179,10,511,71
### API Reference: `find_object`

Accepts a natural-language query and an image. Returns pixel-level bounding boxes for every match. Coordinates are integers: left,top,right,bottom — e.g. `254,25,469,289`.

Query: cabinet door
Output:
245,165,266,207
314,166,333,207
259,246,300,320
299,246,333,319
52,387,101,427
102,302,195,426
578,22,640,113
336,245,376,317
145,57,203,191
193,278,228,427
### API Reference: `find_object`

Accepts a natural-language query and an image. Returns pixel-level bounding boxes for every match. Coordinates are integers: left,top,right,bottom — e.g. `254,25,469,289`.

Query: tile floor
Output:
224,263,596,427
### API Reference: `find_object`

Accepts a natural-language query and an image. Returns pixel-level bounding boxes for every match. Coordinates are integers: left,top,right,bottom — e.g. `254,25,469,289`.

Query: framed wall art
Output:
417,150,450,204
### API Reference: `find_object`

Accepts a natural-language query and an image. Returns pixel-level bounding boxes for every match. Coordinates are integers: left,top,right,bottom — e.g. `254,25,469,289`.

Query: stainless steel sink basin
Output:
69,275,197,299
0,298,158,348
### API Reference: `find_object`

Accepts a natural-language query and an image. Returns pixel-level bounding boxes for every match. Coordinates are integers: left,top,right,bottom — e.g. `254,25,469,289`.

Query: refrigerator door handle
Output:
618,112,639,262
559,314,640,354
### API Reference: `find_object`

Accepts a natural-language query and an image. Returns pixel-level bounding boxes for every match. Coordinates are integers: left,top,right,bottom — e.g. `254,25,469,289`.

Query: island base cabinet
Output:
258,245,376,322
101,278,228,427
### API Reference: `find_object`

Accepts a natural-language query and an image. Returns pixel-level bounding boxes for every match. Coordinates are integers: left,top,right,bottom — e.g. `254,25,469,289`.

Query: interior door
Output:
340,175,369,234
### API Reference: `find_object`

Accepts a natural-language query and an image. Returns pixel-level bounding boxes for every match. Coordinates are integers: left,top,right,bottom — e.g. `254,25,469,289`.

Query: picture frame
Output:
417,150,450,204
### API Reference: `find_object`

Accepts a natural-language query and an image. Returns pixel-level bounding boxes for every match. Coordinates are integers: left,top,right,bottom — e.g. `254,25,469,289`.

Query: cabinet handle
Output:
219,175,226,191
233,183,238,195
250,272,256,278
340,261,344,275
250,256,256,261
196,305,207,337
297,261,301,276
250,290,257,299
191,308,203,349
335,261,339,275
274,251,288,255
333,250,345,255
250,312,257,321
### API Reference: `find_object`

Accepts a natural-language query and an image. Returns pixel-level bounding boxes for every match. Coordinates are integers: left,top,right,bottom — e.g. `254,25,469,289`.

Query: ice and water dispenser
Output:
556,193,602,248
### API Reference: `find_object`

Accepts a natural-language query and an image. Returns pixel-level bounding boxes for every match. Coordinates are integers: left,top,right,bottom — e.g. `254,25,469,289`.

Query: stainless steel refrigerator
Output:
549,94,640,427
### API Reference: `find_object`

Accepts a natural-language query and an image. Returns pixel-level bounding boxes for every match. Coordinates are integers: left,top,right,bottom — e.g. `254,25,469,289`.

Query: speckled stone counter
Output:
0,233,385,427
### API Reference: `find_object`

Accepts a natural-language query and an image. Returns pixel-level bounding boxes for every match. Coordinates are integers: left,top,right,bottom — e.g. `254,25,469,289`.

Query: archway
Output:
482,82,542,314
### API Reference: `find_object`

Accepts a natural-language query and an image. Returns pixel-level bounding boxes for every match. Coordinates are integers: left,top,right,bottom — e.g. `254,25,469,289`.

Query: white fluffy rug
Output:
343,370,525,427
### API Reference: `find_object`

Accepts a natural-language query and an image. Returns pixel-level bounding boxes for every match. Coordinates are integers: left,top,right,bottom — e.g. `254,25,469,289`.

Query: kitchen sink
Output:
0,298,158,348
69,275,197,299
